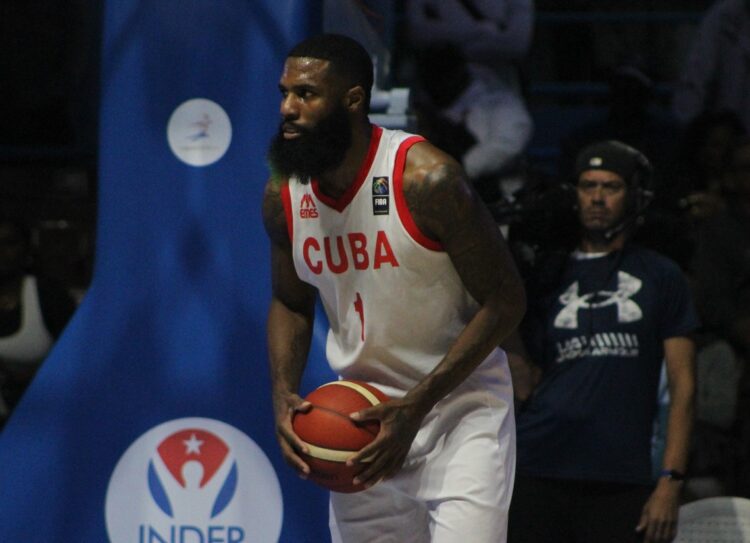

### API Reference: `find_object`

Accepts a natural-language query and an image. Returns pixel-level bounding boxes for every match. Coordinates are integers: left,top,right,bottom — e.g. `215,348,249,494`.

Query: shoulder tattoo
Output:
402,162,473,242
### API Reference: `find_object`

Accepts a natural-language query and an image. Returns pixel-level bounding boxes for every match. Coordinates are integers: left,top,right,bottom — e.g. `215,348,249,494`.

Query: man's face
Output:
576,170,629,233
267,57,352,180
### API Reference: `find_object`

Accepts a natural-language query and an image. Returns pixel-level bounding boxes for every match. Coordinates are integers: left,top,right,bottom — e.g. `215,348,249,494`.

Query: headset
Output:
606,142,654,240
623,142,655,216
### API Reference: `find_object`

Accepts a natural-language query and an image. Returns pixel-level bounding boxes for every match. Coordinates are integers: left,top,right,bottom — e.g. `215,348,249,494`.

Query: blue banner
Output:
0,2,336,541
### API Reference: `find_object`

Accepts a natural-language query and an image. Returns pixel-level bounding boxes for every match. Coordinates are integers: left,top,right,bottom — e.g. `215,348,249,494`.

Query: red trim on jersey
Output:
311,125,383,212
280,181,293,241
393,137,444,251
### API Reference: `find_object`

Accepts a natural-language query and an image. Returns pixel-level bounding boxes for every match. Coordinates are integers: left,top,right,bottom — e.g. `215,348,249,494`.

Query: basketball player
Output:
507,141,698,543
263,34,526,542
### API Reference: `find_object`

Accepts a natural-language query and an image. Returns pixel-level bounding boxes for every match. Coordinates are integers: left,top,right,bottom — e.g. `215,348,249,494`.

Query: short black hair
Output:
287,33,373,111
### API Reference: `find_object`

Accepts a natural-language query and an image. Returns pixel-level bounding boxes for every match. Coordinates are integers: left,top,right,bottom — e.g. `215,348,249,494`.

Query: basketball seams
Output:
317,381,382,406
300,441,362,463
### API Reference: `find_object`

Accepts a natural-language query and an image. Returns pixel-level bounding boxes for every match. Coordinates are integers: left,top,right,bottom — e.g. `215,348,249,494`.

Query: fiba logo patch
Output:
167,98,232,167
372,177,389,215
105,418,282,543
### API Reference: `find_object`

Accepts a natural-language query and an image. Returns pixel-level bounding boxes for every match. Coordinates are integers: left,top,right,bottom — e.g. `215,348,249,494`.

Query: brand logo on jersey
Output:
555,332,640,363
554,271,642,329
105,418,282,543
303,230,399,275
300,194,319,219
372,177,390,215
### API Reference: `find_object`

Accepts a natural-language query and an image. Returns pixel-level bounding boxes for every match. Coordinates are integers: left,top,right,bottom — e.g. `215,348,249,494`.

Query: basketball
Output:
292,380,390,493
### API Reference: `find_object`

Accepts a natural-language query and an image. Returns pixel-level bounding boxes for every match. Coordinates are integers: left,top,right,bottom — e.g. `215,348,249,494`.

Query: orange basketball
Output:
292,380,390,493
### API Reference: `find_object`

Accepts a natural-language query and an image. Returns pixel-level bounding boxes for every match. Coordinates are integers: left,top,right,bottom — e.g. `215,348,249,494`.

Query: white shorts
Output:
329,377,515,543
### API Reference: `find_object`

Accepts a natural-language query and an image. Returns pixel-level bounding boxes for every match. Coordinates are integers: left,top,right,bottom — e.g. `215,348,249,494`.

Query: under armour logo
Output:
554,271,642,329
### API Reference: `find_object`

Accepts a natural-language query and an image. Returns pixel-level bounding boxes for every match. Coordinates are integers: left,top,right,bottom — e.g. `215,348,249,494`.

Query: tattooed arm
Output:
347,142,526,488
262,178,318,478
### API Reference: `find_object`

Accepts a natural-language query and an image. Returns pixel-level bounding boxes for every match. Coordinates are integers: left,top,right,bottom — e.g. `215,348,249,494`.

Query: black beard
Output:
267,106,352,183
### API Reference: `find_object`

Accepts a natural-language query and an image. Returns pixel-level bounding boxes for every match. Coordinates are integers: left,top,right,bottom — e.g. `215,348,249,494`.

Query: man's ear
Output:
345,85,366,112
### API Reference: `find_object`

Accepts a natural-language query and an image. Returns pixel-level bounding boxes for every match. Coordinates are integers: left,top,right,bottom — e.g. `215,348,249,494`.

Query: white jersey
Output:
283,125,507,398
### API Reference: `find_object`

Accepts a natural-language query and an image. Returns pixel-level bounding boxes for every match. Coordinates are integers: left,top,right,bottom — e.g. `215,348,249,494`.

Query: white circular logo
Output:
105,418,283,543
167,98,232,167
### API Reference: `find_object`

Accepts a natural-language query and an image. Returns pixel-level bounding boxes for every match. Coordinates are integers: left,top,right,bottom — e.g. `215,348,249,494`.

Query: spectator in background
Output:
640,110,746,271
405,0,534,204
671,110,746,221
411,42,533,204
688,136,750,498
0,219,77,428
559,63,679,192
404,0,534,89
507,141,698,543
672,0,750,133
691,134,750,393
323,0,390,84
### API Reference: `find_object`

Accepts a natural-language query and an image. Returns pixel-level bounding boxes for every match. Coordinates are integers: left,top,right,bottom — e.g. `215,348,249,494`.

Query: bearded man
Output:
262,33,526,543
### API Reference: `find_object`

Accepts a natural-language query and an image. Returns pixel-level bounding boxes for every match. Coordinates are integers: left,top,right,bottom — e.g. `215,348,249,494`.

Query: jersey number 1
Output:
354,292,364,342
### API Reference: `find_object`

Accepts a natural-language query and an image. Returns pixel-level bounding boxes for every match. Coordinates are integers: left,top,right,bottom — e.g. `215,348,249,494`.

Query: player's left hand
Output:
344,397,426,489
635,481,681,542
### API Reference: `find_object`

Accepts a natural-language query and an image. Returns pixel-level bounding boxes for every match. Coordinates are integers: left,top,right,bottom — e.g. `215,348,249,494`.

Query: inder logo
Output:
105,418,282,543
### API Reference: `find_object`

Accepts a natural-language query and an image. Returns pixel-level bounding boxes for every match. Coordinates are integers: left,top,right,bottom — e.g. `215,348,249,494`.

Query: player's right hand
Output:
273,391,312,478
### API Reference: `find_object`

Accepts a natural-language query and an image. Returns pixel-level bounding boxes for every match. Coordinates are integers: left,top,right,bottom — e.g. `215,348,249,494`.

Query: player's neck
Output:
317,122,372,200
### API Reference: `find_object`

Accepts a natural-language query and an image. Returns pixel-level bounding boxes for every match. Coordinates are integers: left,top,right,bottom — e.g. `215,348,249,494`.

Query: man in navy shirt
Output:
508,141,698,543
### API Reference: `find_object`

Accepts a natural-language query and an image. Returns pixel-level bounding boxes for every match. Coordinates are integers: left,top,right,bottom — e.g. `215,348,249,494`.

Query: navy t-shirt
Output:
516,246,699,485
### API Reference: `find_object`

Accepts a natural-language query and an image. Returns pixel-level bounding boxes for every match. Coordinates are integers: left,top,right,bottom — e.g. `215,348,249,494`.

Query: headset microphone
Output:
602,212,641,241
